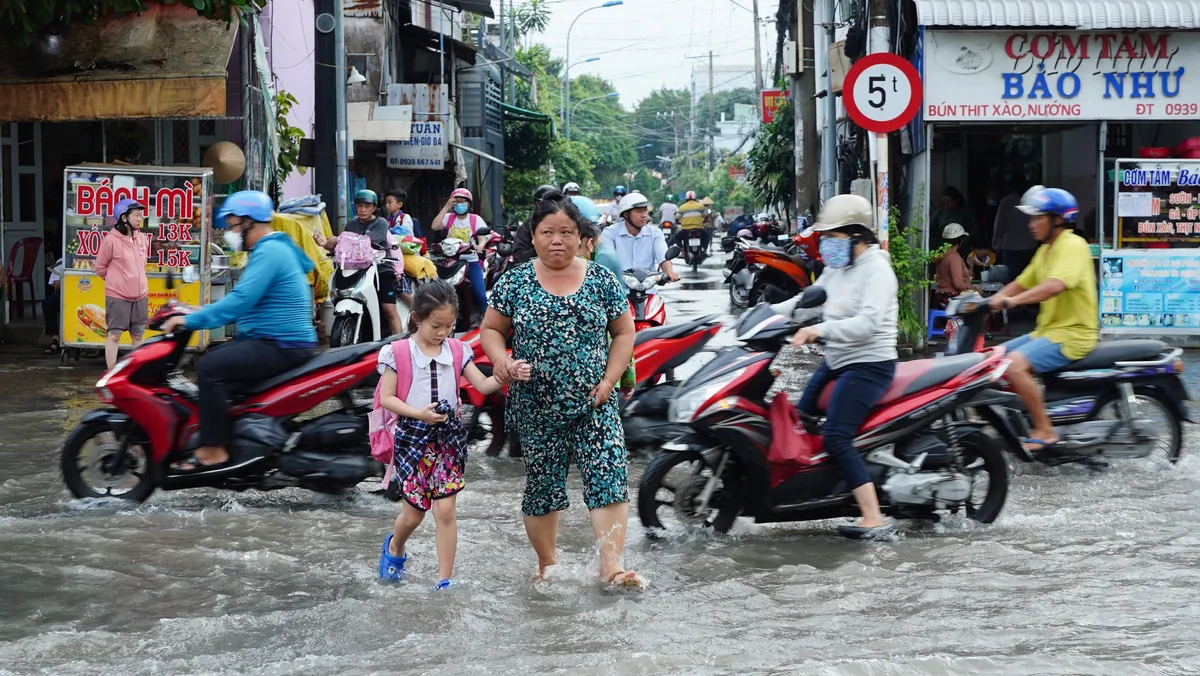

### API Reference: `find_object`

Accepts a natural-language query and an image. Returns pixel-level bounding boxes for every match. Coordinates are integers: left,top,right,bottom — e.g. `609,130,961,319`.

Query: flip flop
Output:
1021,437,1061,453
837,523,895,541
168,455,232,475
43,340,61,355
379,534,408,582
606,570,647,589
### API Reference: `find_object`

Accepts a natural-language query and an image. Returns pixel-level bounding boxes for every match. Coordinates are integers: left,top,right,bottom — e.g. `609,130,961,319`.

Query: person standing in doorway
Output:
94,199,150,369
992,183,1039,280
931,186,978,238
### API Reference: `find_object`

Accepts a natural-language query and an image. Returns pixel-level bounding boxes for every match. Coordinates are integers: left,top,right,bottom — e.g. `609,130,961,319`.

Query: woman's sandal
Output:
43,339,61,355
606,570,646,589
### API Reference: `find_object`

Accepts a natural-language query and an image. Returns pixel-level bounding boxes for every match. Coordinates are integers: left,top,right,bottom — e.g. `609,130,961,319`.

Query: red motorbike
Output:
61,300,384,502
432,227,491,331
624,268,669,330
638,286,1015,534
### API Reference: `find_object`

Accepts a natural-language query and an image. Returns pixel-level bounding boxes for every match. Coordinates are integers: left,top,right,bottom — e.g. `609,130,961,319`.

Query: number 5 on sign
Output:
844,53,923,133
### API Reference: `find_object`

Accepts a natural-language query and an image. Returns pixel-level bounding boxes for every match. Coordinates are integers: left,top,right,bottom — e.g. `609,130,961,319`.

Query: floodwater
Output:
2,253,1199,675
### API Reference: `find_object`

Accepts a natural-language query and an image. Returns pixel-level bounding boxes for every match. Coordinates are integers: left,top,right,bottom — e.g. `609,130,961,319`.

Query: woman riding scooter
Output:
432,188,489,315
789,194,899,540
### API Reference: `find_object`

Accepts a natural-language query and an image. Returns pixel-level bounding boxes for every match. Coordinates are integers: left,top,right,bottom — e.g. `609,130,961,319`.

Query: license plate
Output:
689,238,702,246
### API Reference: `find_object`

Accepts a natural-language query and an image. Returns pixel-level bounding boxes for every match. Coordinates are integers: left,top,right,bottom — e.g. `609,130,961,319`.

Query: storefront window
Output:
1111,160,1200,249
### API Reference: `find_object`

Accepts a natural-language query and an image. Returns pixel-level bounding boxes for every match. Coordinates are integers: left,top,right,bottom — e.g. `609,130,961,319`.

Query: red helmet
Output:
685,190,697,200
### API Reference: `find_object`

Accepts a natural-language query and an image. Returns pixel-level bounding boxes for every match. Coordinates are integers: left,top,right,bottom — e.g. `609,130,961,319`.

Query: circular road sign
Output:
844,52,923,134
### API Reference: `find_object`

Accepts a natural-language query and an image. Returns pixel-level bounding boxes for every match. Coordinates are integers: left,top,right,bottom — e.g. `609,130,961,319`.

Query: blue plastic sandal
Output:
434,579,451,591
379,534,408,582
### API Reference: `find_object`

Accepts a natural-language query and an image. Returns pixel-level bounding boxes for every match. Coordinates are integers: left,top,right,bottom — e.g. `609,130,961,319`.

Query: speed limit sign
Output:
843,53,922,133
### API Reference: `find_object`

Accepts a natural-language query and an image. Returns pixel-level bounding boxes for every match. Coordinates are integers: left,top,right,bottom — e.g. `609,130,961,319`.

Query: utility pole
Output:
870,0,891,248
314,0,338,230
752,0,765,113
708,50,715,171
688,73,695,169
793,0,818,228
819,0,838,201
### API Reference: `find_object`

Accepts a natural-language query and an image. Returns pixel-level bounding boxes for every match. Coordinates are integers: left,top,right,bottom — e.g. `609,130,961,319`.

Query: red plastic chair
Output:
5,237,43,319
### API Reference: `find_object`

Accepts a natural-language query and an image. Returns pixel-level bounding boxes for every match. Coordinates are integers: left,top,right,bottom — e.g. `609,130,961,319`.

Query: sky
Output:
530,0,779,108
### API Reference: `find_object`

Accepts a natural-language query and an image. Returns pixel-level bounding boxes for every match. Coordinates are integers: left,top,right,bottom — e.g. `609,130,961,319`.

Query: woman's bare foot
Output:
1022,431,1060,454
605,570,645,588
534,561,557,581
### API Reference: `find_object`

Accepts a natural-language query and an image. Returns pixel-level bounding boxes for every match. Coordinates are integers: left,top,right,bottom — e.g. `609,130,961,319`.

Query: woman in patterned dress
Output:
480,191,641,587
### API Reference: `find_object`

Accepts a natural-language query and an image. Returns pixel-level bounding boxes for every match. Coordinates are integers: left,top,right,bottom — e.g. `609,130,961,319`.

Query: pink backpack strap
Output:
468,214,481,237
392,339,413,401
447,338,466,388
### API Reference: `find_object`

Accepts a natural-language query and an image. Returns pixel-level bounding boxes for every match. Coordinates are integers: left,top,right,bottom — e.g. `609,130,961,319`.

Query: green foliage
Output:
889,187,948,345
0,0,261,46
274,91,306,198
512,0,549,47
747,97,793,215
711,154,756,212
505,117,554,172
631,88,691,167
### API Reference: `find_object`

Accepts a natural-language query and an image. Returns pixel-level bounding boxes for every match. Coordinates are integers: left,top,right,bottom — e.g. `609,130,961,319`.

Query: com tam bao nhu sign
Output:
924,31,1198,121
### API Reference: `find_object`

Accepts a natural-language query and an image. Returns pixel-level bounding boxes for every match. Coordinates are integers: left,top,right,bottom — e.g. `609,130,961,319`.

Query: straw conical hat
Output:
203,141,246,184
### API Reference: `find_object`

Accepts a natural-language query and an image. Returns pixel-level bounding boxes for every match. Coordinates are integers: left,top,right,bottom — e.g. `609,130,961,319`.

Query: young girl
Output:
377,280,529,589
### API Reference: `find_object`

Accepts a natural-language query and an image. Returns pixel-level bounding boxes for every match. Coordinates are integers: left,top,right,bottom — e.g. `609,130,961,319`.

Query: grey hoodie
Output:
811,246,898,369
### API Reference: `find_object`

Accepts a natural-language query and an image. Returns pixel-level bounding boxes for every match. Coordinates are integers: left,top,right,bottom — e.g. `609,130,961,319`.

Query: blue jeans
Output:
465,260,488,312
797,360,897,490
1001,334,1071,374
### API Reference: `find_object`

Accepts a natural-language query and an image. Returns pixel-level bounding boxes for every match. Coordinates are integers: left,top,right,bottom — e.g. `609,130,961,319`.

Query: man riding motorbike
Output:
675,190,708,251
604,185,629,224
986,186,1097,453
162,191,318,473
789,194,899,540
599,191,679,288
563,182,582,197
658,193,680,227
314,189,406,335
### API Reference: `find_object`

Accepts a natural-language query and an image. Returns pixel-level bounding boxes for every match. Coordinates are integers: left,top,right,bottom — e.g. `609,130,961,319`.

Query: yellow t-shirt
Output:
678,200,706,230
1014,230,1098,360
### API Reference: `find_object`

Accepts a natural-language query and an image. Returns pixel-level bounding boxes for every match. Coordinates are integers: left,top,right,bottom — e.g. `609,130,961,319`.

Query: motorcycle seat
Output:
816,353,985,410
634,314,720,345
1048,339,1167,372
246,342,385,394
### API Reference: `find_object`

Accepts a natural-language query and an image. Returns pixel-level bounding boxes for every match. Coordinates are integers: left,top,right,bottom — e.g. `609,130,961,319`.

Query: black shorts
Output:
377,267,397,304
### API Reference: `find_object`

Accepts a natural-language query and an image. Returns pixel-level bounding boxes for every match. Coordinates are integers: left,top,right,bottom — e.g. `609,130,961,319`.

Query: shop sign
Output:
68,176,203,268
728,164,746,183
761,89,785,124
924,31,1198,121
723,206,744,219
1100,250,1200,332
62,273,204,348
386,122,445,170
1111,160,1200,248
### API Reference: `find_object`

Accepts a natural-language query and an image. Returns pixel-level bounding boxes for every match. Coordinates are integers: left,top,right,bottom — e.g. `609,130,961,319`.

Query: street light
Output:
568,92,619,140
561,56,601,123
566,1,622,136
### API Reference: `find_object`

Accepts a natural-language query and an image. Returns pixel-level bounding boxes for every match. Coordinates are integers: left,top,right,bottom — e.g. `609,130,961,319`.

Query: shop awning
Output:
501,103,552,123
914,0,1200,29
441,0,495,18
399,23,478,66
0,5,237,122
450,141,507,167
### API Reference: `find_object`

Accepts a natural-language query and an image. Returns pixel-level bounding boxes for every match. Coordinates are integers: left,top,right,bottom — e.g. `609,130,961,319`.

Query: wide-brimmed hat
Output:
202,141,246,185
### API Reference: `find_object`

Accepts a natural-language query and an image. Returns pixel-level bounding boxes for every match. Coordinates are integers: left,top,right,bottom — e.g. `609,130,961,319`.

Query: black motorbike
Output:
947,271,1191,468
680,230,709,271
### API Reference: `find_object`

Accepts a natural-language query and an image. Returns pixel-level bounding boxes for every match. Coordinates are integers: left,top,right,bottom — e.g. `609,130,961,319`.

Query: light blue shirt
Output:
599,222,668,295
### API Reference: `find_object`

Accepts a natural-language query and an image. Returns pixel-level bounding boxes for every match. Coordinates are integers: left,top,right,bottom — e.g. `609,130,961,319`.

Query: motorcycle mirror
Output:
797,286,827,309
984,264,1011,284
181,265,200,285
474,226,492,238
664,245,681,260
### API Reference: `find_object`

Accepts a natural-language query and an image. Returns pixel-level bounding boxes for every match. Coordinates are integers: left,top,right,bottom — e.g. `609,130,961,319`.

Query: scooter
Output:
743,244,813,305
727,234,796,307
637,287,1014,534
621,314,722,455
946,276,1191,468
680,229,709,271
484,227,516,289
330,253,385,347
61,296,384,502
431,227,491,331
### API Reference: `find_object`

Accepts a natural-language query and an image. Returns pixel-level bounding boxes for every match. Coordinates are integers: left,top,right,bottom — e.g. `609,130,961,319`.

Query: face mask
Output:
453,203,469,216
819,237,853,269
224,230,244,252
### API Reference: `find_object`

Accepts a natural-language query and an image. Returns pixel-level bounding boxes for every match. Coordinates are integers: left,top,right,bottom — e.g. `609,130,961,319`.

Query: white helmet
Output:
812,194,876,234
684,190,697,201
563,181,581,195
617,192,651,216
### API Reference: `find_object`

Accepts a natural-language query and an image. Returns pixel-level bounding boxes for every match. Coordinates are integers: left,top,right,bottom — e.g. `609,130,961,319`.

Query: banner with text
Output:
386,122,446,170
1101,249,1200,334
924,30,1198,121
1112,159,1200,248
761,89,785,124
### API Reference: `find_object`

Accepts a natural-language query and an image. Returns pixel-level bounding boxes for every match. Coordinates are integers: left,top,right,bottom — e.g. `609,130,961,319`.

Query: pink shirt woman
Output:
94,198,150,368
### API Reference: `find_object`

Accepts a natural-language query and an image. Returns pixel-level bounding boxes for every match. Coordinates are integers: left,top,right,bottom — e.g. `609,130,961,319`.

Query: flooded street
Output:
3,254,1200,676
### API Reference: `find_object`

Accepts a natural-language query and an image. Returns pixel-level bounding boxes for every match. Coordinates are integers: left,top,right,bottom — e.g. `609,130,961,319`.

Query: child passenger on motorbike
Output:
789,194,899,540
431,188,489,316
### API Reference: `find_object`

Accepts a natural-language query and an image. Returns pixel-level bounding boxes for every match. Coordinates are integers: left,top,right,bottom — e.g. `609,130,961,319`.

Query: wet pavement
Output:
3,254,1200,675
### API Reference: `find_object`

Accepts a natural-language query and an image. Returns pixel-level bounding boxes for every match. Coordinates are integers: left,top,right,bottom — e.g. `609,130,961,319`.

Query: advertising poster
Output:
1112,160,1200,248
61,272,205,348
1100,250,1200,333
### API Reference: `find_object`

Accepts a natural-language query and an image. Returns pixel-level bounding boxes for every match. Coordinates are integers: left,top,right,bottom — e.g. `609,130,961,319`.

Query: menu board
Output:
1114,160,1200,248
64,168,211,272
1100,249,1200,333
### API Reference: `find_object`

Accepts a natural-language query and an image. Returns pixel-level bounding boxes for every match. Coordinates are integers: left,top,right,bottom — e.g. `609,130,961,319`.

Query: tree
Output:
711,154,756,213
0,0,260,46
747,98,794,216
569,74,637,193
631,88,692,168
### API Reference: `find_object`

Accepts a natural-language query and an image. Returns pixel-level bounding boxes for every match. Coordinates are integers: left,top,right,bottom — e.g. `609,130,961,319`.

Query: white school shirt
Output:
377,339,474,409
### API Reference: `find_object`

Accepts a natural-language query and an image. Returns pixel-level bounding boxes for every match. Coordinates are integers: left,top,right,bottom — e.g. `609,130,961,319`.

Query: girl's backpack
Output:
383,229,406,278
368,338,468,467
334,231,375,270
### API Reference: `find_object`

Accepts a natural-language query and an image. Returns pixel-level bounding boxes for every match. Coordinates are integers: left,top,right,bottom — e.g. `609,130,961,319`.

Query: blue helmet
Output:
1018,186,1079,223
217,190,274,223
613,185,627,196
569,195,602,222
112,198,145,222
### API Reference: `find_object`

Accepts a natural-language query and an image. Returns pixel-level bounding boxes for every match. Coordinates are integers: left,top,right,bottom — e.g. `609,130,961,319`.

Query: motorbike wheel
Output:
729,279,751,307
638,451,740,535
958,430,1009,524
1092,388,1183,464
330,314,363,348
61,422,156,502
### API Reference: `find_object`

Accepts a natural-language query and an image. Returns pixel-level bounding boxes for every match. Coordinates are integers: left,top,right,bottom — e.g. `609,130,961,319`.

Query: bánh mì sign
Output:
924,30,1197,121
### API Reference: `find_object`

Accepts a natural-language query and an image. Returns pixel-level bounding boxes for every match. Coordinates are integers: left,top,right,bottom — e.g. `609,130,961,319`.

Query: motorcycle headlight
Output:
96,356,133,389
668,369,745,423
441,240,459,257
622,274,644,292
